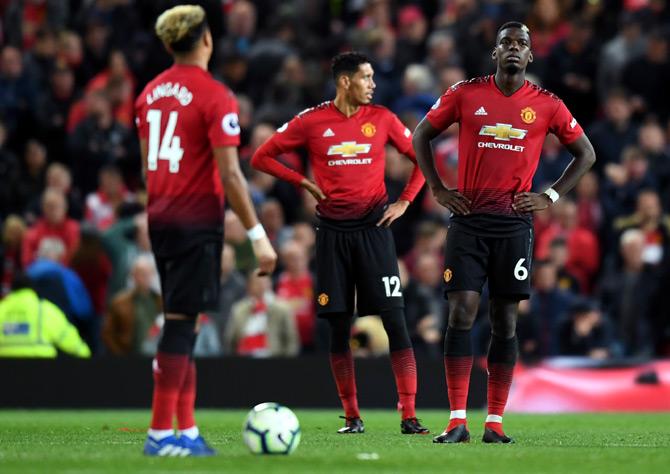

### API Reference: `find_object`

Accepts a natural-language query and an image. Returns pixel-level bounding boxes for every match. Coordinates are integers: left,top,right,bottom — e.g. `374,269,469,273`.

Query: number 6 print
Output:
514,258,528,280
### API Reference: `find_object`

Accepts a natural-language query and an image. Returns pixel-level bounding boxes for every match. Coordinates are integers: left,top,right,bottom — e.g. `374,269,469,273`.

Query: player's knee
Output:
158,318,197,355
490,302,518,338
448,304,476,330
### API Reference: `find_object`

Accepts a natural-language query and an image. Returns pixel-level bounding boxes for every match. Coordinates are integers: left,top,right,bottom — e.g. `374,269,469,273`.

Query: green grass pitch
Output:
1,410,669,473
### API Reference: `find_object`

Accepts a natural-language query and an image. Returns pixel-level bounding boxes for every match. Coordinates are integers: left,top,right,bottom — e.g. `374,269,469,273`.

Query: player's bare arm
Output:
413,118,471,215
513,134,596,212
215,146,277,275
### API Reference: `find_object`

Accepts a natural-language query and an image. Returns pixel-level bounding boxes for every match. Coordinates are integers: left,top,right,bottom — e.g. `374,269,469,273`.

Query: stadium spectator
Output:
259,198,292,250
548,237,581,294
275,239,316,352
599,228,659,356
0,45,37,136
587,89,639,175
0,119,21,218
206,243,246,345
67,88,134,196
0,274,90,358
24,162,84,221
574,171,603,236
225,271,299,357
638,121,670,204
402,253,444,357
395,5,428,72
85,164,134,231
612,189,669,268
16,139,48,216
556,298,614,359
621,29,670,122
102,255,161,356
525,0,569,74
22,188,80,267
536,199,600,292
533,134,575,191
1,215,26,298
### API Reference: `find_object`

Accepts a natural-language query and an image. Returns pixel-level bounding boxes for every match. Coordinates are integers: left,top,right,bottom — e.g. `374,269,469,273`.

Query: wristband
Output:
543,187,560,203
247,223,267,241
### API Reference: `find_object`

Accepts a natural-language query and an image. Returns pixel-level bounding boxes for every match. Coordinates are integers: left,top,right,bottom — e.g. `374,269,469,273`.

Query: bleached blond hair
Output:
155,5,206,51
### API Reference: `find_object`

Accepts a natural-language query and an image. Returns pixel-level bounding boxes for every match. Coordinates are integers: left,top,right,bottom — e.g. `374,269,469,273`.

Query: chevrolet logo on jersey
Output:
479,123,528,141
327,142,371,157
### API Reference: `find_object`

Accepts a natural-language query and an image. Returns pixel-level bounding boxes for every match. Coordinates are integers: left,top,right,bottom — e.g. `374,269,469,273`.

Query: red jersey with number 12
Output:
426,76,583,226
135,64,240,238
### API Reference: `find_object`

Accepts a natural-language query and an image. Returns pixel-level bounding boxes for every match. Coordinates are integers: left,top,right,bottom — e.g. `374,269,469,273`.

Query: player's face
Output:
348,63,376,105
493,28,532,73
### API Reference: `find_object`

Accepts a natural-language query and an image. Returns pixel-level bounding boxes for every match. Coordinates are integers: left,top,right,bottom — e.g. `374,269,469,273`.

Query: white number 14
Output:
146,109,184,173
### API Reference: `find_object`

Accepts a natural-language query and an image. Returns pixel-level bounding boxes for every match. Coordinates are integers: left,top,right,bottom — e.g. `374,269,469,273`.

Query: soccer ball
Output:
242,402,301,455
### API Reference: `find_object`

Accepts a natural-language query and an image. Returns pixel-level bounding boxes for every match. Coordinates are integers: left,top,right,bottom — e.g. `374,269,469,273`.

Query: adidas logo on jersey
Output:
475,107,488,116
323,128,335,137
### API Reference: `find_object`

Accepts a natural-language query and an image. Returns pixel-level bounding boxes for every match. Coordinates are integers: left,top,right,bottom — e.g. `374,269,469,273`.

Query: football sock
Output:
150,352,190,430
329,351,360,419
444,327,473,428
486,334,518,434
150,318,196,431
390,348,417,419
177,361,197,431
147,428,174,441
381,308,417,420
178,426,200,440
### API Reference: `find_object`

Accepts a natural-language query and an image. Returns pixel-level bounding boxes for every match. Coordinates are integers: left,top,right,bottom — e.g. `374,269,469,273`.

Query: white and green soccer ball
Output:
242,402,301,455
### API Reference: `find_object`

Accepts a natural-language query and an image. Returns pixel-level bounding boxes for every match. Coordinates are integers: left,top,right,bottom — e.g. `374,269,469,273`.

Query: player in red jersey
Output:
413,22,596,444
134,5,276,456
252,52,429,435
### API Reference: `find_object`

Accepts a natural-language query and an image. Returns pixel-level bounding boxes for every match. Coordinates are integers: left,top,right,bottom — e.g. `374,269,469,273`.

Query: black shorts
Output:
154,240,222,314
315,225,404,316
443,223,533,300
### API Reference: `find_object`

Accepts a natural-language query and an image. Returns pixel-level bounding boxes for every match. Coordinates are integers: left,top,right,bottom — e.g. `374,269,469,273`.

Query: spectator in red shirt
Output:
275,239,316,351
85,164,134,231
22,188,80,267
535,199,600,292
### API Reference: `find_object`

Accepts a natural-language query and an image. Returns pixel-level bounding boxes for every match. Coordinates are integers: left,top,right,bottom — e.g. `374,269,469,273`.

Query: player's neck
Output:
333,95,360,117
173,54,208,71
493,71,525,96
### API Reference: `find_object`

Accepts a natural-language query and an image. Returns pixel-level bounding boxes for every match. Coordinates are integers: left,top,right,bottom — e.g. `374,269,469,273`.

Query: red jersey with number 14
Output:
426,76,583,231
251,101,424,221
135,64,240,239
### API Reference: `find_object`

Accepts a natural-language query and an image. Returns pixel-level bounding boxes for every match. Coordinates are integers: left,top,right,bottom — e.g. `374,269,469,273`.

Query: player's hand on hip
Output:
251,236,278,276
300,178,326,201
512,192,551,212
377,200,410,227
433,186,471,215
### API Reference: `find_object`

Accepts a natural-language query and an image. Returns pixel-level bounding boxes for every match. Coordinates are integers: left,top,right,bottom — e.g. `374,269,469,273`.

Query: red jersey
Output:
135,64,240,254
251,101,424,221
426,76,583,234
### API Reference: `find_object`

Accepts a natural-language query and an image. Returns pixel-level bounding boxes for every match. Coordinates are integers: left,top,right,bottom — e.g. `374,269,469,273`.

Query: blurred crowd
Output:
1,0,670,361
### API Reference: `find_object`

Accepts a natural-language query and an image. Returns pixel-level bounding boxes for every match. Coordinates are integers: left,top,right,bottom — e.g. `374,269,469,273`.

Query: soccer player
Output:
251,52,429,435
134,5,277,456
412,22,596,444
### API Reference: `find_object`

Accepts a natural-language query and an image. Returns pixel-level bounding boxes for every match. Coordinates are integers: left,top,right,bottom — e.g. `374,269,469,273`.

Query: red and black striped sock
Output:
329,351,360,419
390,348,417,419
176,360,196,431
150,352,190,430
485,334,518,435
444,327,473,430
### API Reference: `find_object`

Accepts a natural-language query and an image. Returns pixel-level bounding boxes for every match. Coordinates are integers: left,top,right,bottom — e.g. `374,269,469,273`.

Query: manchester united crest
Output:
444,269,453,283
520,107,536,124
361,122,376,137
318,293,329,306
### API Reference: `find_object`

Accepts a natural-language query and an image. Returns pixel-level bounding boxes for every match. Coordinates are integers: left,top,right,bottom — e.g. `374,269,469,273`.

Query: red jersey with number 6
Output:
426,75,583,232
135,64,240,236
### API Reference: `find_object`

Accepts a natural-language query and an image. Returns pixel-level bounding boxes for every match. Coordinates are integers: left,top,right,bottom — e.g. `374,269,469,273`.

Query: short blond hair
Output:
155,4,207,52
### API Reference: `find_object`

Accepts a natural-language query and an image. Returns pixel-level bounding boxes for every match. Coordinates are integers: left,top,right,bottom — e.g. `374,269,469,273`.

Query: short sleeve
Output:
270,115,307,152
207,88,241,148
549,100,584,145
425,86,461,131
